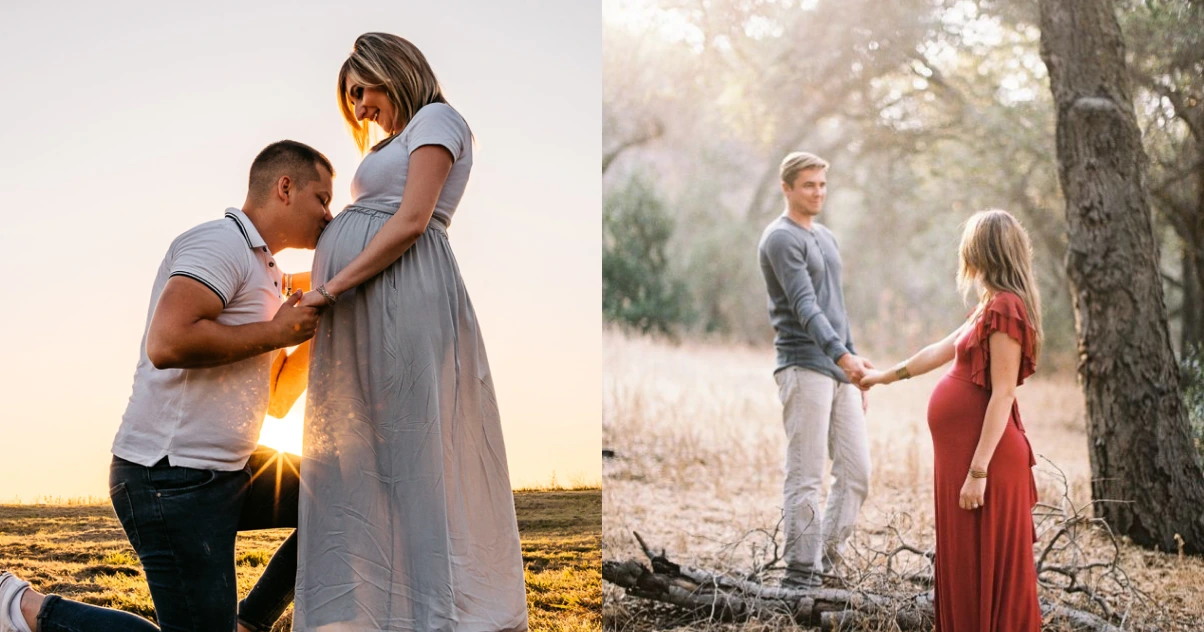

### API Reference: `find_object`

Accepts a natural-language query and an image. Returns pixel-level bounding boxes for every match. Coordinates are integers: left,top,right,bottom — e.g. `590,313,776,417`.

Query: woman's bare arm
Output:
861,322,966,388
969,332,1022,471
303,145,453,305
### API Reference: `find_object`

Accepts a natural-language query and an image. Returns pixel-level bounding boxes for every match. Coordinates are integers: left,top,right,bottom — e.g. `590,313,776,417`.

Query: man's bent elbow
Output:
146,337,183,370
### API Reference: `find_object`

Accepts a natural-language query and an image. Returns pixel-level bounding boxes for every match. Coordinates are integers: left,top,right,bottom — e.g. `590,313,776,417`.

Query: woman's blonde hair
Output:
338,33,447,154
957,209,1044,359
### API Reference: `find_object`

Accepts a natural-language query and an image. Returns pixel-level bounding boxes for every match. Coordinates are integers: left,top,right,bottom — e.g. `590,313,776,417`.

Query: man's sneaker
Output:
0,572,31,632
782,568,822,590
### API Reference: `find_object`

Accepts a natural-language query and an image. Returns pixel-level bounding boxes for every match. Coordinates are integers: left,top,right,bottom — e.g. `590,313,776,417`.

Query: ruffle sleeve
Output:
968,292,1037,390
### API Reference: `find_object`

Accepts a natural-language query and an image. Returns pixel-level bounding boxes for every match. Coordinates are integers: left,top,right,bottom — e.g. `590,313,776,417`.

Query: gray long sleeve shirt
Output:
758,215,856,383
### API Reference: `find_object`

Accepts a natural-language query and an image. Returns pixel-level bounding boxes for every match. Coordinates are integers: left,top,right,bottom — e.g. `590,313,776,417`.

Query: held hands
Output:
273,291,324,346
859,369,889,390
298,290,329,310
298,284,339,309
959,473,987,511
837,354,874,389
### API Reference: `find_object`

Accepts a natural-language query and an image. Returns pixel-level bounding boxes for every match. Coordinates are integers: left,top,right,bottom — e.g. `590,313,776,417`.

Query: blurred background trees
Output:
602,0,1200,364
602,0,1204,550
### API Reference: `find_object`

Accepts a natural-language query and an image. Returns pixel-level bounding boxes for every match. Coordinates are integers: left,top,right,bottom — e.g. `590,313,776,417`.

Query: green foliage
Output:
679,213,769,341
1180,345,1204,460
602,175,691,335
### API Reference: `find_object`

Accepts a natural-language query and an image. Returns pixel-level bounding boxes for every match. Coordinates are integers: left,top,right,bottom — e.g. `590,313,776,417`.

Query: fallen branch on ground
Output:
603,531,1123,631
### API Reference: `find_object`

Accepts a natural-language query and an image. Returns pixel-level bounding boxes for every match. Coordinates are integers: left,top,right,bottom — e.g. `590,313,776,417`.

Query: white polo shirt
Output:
112,208,284,471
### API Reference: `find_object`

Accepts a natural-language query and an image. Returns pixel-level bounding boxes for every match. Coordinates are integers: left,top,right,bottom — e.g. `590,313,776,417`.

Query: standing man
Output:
1,140,334,632
757,151,873,588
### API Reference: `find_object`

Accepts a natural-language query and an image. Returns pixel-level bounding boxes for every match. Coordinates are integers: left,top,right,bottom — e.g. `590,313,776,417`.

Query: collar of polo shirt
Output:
224,207,269,252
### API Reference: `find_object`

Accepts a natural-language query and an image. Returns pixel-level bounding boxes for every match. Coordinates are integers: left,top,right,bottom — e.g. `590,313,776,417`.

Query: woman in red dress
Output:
861,209,1043,631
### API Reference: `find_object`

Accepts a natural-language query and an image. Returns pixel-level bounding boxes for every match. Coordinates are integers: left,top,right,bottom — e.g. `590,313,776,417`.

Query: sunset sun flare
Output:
257,393,306,456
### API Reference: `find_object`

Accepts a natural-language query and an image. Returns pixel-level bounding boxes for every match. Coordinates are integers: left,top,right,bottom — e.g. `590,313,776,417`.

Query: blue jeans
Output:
35,446,300,632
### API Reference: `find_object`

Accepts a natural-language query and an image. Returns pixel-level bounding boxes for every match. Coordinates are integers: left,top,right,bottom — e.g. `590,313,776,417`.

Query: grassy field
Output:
0,489,600,631
602,331,1204,631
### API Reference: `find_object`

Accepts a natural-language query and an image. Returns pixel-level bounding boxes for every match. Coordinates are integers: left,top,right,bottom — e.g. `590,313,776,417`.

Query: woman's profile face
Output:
346,81,399,135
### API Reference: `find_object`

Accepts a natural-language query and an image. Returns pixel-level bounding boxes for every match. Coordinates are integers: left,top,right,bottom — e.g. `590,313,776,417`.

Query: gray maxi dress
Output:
294,103,529,631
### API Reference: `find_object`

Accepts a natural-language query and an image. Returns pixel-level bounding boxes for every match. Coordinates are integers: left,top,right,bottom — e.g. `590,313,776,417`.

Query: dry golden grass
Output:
0,490,600,631
602,330,1204,631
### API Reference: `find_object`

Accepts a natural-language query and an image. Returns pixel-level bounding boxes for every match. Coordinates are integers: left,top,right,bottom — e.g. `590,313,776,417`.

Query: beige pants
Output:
776,366,872,573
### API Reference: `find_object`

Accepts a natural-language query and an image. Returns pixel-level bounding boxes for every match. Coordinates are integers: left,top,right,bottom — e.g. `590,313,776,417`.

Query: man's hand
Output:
837,353,874,388
273,291,322,346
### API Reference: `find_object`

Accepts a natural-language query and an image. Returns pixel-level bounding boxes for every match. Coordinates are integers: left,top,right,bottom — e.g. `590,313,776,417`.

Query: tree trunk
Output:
1184,246,1203,354
1038,0,1204,553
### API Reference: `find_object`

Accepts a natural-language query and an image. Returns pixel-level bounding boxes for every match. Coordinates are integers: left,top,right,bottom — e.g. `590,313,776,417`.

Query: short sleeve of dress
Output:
404,103,469,163
168,222,247,307
968,292,1037,389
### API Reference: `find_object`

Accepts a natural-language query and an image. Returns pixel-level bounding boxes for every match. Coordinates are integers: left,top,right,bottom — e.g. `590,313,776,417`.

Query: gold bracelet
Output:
969,469,988,479
894,365,911,381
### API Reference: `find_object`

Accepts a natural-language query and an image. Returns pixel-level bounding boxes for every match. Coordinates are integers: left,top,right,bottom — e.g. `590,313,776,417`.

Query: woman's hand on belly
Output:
323,145,453,298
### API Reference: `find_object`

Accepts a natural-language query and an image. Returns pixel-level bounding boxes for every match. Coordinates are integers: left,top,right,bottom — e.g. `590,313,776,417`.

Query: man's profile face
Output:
291,165,334,249
784,168,827,217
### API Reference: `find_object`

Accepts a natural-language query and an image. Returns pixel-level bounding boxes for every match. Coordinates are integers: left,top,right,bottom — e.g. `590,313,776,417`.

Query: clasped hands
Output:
272,290,334,346
849,356,895,391
299,288,334,309
837,353,876,390
839,355,890,415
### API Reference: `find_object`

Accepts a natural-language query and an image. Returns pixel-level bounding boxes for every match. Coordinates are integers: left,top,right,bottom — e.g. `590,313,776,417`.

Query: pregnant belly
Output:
314,210,383,276
927,373,991,456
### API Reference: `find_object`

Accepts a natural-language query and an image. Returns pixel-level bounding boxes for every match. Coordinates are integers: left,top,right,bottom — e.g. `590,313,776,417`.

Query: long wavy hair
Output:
337,33,448,155
957,209,1044,359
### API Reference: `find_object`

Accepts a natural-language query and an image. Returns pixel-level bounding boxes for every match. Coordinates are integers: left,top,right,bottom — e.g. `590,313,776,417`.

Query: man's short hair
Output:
780,152,829,187
248,140,335,204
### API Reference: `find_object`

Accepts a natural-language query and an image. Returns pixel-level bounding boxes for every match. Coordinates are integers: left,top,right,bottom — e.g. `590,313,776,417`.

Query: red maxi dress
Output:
926,291,1041,631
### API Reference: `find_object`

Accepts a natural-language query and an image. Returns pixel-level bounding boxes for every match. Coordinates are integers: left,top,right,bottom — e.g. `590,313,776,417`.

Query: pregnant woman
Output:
293,33,528,631
861,209,1043,631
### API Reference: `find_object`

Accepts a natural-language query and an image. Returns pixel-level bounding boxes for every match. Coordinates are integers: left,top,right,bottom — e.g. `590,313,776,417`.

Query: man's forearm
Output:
768,236,849,364
150,320,286,369
798,308,849,363
784,277,847,363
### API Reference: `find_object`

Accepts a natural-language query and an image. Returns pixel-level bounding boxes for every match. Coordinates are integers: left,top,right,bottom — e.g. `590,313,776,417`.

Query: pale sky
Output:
0,1,601,500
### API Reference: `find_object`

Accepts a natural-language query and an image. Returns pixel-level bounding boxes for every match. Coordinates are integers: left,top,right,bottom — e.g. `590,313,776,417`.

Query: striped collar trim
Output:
224,208,267,251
